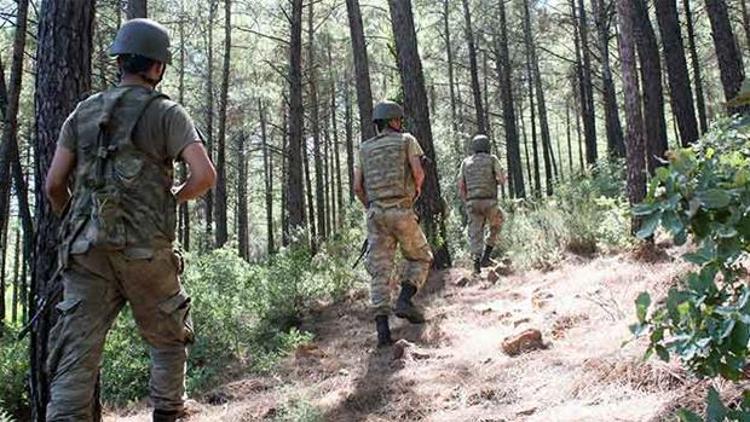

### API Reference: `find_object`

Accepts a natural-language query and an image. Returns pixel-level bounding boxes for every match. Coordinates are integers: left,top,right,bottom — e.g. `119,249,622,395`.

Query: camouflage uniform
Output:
459,153,505,259
46,85,200,421
358,129,433,317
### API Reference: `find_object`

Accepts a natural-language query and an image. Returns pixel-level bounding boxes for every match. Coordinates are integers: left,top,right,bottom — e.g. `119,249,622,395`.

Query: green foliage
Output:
497,162,632,269
0,329,29,420
632,115,750,419
101,227,365,406
273,392,324,422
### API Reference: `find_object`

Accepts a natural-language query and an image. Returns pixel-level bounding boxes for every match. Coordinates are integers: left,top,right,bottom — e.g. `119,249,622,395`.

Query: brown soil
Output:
107,248,728,422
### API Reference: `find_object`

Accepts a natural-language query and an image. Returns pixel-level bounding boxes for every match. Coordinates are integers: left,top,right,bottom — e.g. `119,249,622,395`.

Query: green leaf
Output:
633,202,660,216
662,211,685,236
697,189,732,209
654,345,670,362
636,292,651,323
637,213,661,239
676,409,703,422
707,387,728,422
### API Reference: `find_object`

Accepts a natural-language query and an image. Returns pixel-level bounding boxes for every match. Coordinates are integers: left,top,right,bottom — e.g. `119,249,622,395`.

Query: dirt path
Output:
110,249,698,421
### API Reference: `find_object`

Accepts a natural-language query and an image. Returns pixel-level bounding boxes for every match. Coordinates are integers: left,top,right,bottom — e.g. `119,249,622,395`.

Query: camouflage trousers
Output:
46,246,194,421
466,199,504,258
365,206,433,317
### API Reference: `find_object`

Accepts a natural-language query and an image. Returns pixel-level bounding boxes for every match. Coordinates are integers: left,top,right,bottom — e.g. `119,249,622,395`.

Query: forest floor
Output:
107,243,731,422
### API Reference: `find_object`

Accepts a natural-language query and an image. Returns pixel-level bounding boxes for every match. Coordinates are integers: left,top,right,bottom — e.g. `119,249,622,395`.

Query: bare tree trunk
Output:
632,0,667,175
344,78,354,203
576,0,598,165
519,99,533,191
461,0,486,134
617,0,646,232
566,100,574,174
494,0,525,198
260,100,274,255
593,0,626,158
655,0,699,147
31,1,95,420
682,0,708,134
281,101,290,245
204,1,216,248
0,0,29,257
442,0,459,145
303,142,317,250
741,0,750,50
704,0,745,105
388,0,452,268
287,0,306,236
308,0,326,243
236,132,248,261
178,0,190,251
215,0,231,247
345,0,375,142
328,59,344,228
12,226,20,324
125,0,147,19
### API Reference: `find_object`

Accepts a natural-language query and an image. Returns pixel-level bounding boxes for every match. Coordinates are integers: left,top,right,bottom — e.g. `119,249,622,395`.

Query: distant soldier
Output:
353,100,434,347
458,134,506,274
43,19,216,422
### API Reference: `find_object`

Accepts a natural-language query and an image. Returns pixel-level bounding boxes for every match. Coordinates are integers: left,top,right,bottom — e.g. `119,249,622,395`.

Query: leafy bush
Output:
0,329,28,420
101,227,365,406
632,115,750,420
497,162,631,269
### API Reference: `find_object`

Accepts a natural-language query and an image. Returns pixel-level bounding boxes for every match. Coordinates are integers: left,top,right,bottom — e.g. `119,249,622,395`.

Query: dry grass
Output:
106,248,724,422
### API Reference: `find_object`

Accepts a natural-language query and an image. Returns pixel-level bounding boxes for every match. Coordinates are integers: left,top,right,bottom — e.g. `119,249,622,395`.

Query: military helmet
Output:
472,134,491,153
109,18,172,64
372,100,404,122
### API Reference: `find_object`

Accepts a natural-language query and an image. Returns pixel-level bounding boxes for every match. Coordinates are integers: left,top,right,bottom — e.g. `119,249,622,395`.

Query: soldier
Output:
43,19,216,422
353,100,434,347
458,134,506,274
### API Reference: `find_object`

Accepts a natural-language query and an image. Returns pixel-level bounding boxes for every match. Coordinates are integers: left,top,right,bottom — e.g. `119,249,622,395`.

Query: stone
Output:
455,276,471,287
501,329,547,356
392,339,413,360
487,270,500,284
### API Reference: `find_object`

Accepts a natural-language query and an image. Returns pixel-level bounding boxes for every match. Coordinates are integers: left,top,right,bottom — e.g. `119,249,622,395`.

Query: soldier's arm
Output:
353,167,368,207
409,155,425,198
457,177,467,201
45,146,76,216
173,143,216,204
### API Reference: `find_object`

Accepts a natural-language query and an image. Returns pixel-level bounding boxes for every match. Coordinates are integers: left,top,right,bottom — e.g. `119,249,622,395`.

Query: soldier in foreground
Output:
43,19,215,422
353,101,434,347
458,134,506,274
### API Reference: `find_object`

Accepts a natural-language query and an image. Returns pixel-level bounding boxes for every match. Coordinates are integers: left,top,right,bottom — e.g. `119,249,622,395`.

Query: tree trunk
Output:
704,0,745,105
461,0,486,134
344,79,354,203
654,0,699,147
519,99,533,192
281,102,290,246
125,0,147,19
345,0,375,142
308,0,326,243
287,0,306,235
632,0,667,175
215,0,231,247
593,0,626,158
328,60,344,228
0,0,29,257
617,0,646,232
523,0,553,195
303,140,317,250
31,1,95,420
12,226,20,324
566,100,573,174
204,1,216,248
741,0,750,50
577,0,598,165
682,0,708,134
236,132,248,261
387,0,452,269
442,0,459,147
494,0,525,198
259,100,274,255
178,0,190,251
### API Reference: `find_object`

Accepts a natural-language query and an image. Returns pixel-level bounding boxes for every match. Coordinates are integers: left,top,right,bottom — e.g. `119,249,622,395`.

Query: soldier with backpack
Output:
43,18,215,422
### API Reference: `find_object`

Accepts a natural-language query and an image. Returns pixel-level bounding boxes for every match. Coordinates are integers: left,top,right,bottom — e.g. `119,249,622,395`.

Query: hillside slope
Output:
109,247,709,422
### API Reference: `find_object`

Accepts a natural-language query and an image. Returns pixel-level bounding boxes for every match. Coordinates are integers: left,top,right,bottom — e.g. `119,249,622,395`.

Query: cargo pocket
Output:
47,297,83,377
158,290,195,345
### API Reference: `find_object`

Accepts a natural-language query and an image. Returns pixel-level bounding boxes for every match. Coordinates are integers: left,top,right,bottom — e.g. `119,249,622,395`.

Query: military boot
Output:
480,245,496,268
394,282,425,324
153,409,182,422
376,315,393,347
473,257,481,274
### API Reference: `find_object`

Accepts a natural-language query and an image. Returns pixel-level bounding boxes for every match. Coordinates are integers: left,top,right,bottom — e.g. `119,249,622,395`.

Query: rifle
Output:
352,238,369,269
18,266,64,340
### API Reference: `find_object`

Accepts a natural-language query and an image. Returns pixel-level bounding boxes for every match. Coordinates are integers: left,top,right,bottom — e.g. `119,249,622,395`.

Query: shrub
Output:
101,227,366,406
0,329,28,420
632,115,750,420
